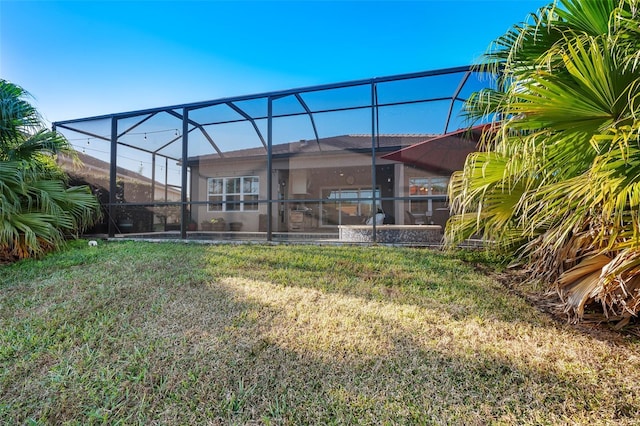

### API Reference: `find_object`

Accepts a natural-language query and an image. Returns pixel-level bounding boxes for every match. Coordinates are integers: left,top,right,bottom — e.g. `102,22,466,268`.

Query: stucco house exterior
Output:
188,130,479,234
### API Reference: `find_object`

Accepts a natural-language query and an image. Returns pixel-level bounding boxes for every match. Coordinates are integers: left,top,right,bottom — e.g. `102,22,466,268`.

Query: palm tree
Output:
445,0,640,325
0,80,101,261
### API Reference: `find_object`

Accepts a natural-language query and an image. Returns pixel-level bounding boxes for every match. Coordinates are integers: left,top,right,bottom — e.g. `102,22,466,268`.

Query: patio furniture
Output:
405,210,426,225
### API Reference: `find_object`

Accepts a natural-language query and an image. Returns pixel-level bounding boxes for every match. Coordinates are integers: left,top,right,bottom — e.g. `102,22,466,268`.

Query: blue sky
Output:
1,0,548,125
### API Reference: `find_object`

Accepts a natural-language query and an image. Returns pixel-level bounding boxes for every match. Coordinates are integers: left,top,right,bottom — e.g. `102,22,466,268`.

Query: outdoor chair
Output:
405,210,425,225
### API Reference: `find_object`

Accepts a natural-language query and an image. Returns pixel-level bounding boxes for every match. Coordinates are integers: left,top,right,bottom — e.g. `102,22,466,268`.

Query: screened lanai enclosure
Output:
54,66,492,243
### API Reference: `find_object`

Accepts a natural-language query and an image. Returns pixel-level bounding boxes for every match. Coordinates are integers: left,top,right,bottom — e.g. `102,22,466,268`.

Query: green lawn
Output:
1,241,639,424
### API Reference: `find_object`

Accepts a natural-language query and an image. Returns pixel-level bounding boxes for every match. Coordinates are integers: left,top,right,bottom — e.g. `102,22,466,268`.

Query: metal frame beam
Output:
180,109,189,239
117,112,158,138
444,70,471,133
166,109,224,157
56,122,181,161
226,101,268,151
152,127,197,158
55,124,110,143
53,65,471,126
267,97,274,241
109,118,118,237
194,96,455,128
371,83,379,242
294,93,321,151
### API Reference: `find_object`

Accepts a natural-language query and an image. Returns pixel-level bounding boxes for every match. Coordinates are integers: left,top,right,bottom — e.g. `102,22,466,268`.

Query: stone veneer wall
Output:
339,225,442,244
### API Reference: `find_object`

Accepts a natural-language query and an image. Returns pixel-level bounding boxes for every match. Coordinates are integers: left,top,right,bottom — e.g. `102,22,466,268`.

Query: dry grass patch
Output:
1,241,639,424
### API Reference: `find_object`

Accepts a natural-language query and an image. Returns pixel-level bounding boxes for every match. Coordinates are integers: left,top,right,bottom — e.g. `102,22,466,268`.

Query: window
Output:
409,176,448,213
320,186,381,226
208,176,259,211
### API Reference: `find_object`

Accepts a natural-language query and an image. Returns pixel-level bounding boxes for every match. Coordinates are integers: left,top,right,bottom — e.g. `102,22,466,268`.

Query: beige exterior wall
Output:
191,158,268,231
190,149,453,231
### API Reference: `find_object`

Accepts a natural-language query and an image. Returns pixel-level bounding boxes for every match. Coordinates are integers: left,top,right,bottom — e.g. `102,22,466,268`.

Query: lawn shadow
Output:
151,272,640,424
203,244,553,328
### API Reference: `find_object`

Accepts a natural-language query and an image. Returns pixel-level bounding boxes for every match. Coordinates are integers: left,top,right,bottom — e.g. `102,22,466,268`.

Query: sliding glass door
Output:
320,187,381,226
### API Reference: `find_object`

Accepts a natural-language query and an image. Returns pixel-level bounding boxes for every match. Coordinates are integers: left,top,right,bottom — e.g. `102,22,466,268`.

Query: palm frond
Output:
0,79,102,259
0,80,41,151
6,129,73,162
448,0,640,322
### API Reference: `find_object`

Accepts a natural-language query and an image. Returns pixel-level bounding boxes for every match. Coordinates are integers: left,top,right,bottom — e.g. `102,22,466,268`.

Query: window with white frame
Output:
207,176,259,211
409,176,448,213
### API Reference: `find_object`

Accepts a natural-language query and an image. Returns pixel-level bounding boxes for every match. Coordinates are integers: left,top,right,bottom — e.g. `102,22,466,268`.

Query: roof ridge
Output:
346,133,436,137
